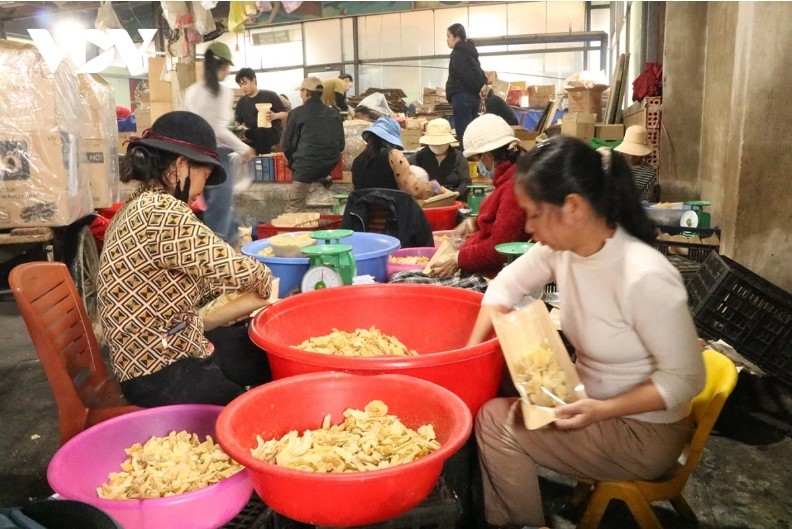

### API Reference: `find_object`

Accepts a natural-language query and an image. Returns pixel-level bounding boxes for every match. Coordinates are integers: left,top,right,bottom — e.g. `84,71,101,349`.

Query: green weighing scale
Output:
684,200,712,229
466,185,491,216
300,229,357,291
331,193,349,215
495,242,535,264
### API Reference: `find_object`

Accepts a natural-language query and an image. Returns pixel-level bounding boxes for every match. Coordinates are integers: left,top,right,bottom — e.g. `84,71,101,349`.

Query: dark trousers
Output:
452,92,481,151
121,322,271,407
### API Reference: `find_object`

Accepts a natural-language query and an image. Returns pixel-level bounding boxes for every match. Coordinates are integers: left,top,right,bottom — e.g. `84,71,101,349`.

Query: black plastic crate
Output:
223,494,273,529
687,252,792,386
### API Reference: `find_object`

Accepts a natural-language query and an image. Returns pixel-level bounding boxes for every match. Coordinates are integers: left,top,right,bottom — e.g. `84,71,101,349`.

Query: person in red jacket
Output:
390,114,529,292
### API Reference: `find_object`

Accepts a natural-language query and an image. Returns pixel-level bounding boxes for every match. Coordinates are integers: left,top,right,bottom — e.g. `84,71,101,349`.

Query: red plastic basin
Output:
47,405,253,529
216,372,472,527
249,283,503,416
422,201,463,230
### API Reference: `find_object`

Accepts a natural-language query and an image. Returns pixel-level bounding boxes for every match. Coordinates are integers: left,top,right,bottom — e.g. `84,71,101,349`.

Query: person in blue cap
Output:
351,117,447,199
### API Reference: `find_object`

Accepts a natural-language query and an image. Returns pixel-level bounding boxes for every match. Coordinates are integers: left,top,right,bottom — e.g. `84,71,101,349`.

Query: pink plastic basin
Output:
216,372,472,527
47,405,253,529
249,283,503,416
422,201,463,230
386,247,437,278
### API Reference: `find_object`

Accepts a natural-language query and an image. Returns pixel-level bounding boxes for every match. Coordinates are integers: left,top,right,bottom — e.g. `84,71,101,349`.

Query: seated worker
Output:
614,124,659,201
351,117,448,200
406,118,471,201
234,68,289,154
97,111,274,408
390,114,529,292
468,136,705,528
350,92,392,121
481,86,519,126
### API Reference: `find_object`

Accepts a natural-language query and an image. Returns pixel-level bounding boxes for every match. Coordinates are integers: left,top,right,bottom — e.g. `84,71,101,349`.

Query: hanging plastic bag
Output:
191,1,217,35
492,299,587,430
281,1,303,14
162,1,193,30
95,1,123,31
228,1,258,33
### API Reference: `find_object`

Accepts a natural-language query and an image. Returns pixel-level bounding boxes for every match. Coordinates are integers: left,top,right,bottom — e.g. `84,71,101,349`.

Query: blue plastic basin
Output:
242,232,401,297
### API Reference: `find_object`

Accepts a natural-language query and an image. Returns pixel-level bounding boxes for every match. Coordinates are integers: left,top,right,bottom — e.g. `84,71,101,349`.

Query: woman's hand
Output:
428,254,459,278
553,398,606,430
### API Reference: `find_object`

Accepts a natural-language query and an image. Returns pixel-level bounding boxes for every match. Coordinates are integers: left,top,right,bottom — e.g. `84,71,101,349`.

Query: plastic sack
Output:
281,1,303,14
228,1,258,33
162,1,193,30
492,299,586,430
191,1,217,35
95,1,123,31
356,92,392,117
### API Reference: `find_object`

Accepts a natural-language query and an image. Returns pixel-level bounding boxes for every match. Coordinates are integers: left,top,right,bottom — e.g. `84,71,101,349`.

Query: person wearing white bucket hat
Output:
614,125,659,201
406,118,471,201
390,114,529,291
351,117,448,199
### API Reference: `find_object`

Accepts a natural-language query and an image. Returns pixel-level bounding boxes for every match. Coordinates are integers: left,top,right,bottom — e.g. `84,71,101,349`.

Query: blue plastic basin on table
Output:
242,232,401,297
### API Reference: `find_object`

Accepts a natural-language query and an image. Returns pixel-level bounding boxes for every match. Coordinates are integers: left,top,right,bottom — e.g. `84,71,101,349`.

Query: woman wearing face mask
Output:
97,111,274,408
390,114,529,291
406,118,471,202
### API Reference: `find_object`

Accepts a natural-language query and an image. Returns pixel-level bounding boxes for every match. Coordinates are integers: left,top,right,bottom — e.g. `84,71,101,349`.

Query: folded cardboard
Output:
511,126,540,150
595,123,624,141
565,84,608,121
528,85,556,108
0,131,93,228
561,112,596,141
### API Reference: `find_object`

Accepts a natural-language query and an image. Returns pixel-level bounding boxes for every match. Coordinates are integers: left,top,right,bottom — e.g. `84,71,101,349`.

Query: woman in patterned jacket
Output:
97,111,274,408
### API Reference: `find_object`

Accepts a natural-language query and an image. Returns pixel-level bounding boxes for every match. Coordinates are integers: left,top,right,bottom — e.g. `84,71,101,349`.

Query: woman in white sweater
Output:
184,42,254,245
468,136,706,528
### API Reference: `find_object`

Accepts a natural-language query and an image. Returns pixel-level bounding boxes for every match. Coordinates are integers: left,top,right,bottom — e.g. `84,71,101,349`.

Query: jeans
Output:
452,92,481,151
202,147,238,245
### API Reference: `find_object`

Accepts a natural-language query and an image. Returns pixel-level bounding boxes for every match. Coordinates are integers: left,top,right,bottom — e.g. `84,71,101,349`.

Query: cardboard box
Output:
511,126,540,150
118,132,135,155
78,73,116,139
0,131,93,228
147,56,173,103
150,102,173,125
81,138,119,209
401,129,422,151
491,79,510,100
595,124,624,141
561,112,596,141
0,40,81,135
565,85,608,121
528,85,556,108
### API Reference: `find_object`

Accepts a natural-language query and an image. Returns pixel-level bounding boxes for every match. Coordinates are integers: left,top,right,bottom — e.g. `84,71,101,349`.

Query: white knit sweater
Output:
183,81,249,153
483,226,705,423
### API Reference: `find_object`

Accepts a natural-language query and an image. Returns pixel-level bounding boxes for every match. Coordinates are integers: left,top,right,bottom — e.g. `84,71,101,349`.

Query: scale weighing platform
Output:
300,229,357,291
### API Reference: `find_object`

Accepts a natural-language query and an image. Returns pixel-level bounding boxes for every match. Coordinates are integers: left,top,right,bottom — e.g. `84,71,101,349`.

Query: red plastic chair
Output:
9,261,141,445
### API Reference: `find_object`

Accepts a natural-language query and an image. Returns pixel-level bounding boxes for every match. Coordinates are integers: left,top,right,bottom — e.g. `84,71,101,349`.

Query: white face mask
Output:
428,144,449,155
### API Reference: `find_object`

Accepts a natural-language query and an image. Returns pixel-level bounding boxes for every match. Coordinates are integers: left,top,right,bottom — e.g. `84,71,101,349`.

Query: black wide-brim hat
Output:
128,111,226,185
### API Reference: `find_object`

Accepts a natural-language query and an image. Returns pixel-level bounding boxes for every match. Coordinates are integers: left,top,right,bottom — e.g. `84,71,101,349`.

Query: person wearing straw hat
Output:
390,114,529,291
614,125,659,202
351,116,448,200
406,118,471,201
98,111,275,408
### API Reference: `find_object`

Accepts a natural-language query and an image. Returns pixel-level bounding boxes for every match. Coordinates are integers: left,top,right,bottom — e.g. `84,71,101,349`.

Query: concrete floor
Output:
1,292,792,528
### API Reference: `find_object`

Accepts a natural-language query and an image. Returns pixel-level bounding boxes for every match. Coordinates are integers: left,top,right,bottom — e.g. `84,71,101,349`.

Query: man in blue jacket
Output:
282,77,345,212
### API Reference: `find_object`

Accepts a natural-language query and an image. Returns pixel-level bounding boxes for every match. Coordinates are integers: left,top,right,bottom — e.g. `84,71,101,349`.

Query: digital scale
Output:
466,185,491,216
300,229,357,292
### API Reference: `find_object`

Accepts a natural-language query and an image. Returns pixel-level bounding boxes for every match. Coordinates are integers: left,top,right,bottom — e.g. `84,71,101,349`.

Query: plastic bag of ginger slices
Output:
491,299,587,429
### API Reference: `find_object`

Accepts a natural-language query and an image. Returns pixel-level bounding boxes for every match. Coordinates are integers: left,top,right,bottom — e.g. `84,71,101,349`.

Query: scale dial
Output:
301,265,344,292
